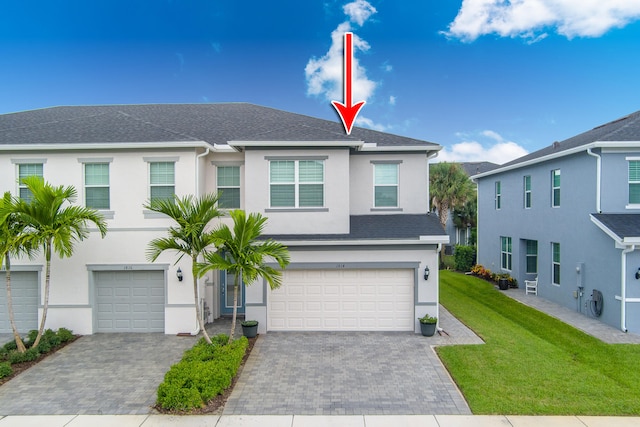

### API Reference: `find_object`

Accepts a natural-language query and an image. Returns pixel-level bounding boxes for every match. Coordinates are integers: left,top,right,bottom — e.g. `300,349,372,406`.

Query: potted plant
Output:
418,314,437,337
241,320,259,338
497,273,510,290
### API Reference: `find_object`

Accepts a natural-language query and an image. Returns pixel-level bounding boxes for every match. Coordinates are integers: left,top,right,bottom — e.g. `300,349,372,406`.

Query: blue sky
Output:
2,0,640,164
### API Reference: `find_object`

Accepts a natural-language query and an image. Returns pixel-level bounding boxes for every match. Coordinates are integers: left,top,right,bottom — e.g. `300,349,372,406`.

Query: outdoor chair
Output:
525,276,538,295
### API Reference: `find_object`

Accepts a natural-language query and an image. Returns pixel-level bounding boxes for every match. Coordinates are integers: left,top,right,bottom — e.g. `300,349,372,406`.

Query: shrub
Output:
0,362,12,379
453,245,476,272
43,329,62,347
57,328,74,343
3,340,18,352
8,347,40,364
157,335,249,411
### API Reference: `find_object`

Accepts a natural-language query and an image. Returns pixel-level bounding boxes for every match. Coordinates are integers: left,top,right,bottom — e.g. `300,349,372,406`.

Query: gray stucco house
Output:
472,110,640,334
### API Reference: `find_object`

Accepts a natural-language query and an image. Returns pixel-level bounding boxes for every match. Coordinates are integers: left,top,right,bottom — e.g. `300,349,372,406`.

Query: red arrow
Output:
331,32,366,135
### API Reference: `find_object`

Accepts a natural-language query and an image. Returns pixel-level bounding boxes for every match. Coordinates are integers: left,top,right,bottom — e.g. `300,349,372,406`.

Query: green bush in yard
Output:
157,335,248,411
0,362,12,379
57,328,74,343
453,245,476,272
7,347,39,364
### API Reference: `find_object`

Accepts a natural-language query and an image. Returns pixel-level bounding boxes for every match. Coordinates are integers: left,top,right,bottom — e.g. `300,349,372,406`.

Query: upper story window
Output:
523,175,532,209
149,161,175,202
500,236,512,271
84,163,110,210
217,166,241,209
551,169,561,207
628,160,640,205
269,159,324,208
552,242,561,285
18,163,44,202
374,163,399,207
495,181,501,210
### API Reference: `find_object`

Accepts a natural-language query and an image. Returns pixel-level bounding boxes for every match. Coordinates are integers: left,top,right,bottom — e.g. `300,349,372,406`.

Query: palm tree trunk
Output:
33,241,51,348
4,254,26,353
192,255,212,344
228,271,240,345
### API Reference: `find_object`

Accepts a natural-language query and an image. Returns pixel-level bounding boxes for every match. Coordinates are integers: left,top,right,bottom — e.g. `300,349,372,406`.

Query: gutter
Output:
192,147,210,336
586,148,602,213
0,140,218,151
621,245,636,333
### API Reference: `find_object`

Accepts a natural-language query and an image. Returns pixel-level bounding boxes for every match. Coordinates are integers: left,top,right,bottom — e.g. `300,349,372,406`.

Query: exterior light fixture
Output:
424,266,430,281
177,267,183,282
636,268,640,280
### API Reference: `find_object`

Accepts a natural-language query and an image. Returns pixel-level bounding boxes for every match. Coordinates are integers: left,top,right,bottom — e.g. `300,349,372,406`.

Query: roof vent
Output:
552,141,560,150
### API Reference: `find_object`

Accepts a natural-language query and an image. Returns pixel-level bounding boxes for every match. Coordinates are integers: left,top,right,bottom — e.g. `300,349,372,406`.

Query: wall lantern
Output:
636,268,640,280
424,266,430,281
177,267,184,282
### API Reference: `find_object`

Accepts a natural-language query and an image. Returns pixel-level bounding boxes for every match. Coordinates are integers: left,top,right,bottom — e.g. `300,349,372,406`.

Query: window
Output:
629,161,640,204
374,163,399,207
552,242,561,285
18,163,43,202
269,160,324,208
217,166,240,209
524,175,532,208
84,163,110,209
149,162,175,202
525,240,538,274
501,236,512,270
551,169,561,207
495,181,501,210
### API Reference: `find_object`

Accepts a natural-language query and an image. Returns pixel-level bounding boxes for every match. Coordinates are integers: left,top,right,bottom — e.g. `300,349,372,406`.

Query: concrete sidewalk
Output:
2,414,640,426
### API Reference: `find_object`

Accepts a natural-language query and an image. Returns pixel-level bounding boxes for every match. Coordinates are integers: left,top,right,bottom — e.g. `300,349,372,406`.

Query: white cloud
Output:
343,0,377,26
389,95,396,105
437,130,528,164
355,115,388,131
443,0,640,42
305,1,378,104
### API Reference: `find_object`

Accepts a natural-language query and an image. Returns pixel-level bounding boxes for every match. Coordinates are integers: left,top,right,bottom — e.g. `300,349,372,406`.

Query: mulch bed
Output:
154,335,258,415
0,335,81,386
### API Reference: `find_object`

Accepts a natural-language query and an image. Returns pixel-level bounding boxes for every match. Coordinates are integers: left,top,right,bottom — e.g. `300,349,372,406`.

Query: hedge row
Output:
0,328,76,379
157,334,249,411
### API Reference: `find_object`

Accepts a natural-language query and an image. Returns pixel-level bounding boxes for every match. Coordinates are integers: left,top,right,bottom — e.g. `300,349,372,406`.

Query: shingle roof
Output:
263,214,446,241
0,103,439,149
459,162,499,176
501,110,640,168
591,213,640,241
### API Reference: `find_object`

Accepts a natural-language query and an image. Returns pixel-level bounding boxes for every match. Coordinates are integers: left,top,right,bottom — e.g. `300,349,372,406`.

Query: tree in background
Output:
452,191,477,245
430,162,475,231
199,210,290,344
145,194,223,345
13,177,107,347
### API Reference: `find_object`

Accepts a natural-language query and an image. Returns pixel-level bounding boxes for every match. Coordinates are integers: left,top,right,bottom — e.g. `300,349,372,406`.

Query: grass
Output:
437,270,640,415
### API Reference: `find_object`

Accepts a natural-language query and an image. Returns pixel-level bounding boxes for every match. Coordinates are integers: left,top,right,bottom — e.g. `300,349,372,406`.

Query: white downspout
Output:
621,245,635,333
586,148,601,213
192,148,211,335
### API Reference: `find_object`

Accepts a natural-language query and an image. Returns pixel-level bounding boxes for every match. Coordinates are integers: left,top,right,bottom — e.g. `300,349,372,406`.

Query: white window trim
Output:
524,175,532,209
551,242,561,286
268,159,325,209
216,165,242,210
372,162,400,209
500,236,512,271
79,158,113,215
551,169,561,208
627,158,640,209
143,158,178,218
14,161,45,200
495,181,501,210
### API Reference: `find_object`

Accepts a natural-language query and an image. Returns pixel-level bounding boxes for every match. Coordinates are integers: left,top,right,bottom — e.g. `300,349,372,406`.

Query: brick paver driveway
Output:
0,333,196,415
224,330,473,415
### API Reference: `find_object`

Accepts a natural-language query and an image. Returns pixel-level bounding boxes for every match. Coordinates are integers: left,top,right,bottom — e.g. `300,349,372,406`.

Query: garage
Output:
268,268,414,331
0,271,39,334
94,270,165,333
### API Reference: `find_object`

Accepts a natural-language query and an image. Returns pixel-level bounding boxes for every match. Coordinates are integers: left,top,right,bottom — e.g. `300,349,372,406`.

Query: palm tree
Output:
430,162,475,230
199,210,290,344
145,193,223,344
0,192,35,352
13,177,107,347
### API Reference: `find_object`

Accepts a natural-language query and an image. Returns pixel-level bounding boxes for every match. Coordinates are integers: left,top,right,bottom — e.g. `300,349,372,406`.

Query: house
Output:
0,103,448,335
472,110,640,334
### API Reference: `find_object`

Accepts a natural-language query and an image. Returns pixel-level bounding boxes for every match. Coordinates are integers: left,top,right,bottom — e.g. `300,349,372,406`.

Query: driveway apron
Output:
0,333,196,415
224,330,473,416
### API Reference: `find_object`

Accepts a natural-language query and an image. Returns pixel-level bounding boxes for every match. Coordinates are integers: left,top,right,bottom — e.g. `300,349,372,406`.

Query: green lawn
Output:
437,270,640,415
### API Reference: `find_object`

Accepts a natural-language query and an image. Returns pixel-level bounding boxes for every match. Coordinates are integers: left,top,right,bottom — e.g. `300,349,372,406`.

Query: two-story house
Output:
473,110,640,334
0,103,448,336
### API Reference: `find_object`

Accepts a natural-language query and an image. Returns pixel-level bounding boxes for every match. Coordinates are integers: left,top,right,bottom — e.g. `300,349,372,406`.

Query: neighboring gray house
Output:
472,110,640,334
443,162,498,251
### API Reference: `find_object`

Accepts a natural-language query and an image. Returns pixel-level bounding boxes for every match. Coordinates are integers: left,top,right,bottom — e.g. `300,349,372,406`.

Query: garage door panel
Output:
0,271,39,334
95,270,165,333
269,269,414,331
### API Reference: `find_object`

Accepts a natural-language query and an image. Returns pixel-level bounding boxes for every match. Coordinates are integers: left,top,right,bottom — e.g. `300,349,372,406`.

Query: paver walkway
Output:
224,305,482,416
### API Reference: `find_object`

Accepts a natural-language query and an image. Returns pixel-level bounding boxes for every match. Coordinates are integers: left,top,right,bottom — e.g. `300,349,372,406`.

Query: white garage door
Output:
95,270,165,333
0,271,39,334
268,269,414,331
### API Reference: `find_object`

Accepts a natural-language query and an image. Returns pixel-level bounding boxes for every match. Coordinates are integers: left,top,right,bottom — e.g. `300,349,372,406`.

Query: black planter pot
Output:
498,278,509,290
420,322,437,337
242,322,259,338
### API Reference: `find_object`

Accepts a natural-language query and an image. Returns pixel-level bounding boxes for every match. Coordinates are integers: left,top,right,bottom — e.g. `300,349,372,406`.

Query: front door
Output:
220,271,245,316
